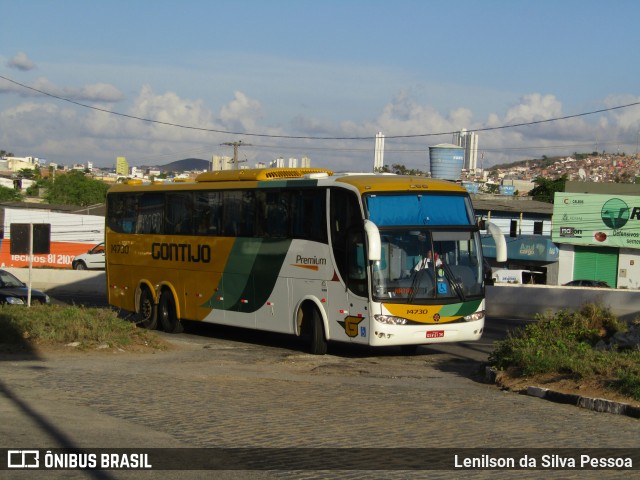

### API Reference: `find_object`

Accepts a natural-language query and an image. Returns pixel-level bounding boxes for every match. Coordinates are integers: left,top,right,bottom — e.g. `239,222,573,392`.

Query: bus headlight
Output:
463,310,485,322
374,314,408,325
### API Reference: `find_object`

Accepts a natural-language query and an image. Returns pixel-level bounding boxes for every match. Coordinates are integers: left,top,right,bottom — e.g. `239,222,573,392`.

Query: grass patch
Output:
489,303,640,402
0,304,167,352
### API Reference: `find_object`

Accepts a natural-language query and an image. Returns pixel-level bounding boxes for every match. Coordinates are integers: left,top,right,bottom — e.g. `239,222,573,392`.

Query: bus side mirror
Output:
486,221,507,263
364,220,381,262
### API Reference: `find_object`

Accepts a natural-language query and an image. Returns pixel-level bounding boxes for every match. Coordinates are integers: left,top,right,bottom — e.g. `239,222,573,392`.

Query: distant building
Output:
374,132,385,171
1,156,40,172
301,156,311,168
130,166,144,179
452,129,478,172
288,158,298,168
502,178,535,196
115,156,129,176
211,155,233,171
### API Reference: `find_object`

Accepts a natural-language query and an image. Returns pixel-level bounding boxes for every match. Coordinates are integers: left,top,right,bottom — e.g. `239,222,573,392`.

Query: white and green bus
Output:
106,168,505,354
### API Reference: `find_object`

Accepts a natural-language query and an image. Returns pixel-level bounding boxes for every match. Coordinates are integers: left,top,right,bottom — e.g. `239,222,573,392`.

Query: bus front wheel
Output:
138,287,157,330
158,291,183,334
309,308,327,355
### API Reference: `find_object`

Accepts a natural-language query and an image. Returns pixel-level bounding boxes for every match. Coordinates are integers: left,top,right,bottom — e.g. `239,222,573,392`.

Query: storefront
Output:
552,192,640,289
482,234,559,284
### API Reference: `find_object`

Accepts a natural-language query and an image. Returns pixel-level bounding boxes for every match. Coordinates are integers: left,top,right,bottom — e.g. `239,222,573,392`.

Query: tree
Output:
378,164,426,176
0,185,23,202
528,175,567,203
17,168,36,179
484,183,499,194
44,170,110,206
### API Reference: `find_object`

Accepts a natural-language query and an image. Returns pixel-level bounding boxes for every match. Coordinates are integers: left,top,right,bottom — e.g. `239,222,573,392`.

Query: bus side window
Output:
222,191,240,236
194,192,210,235
222,190,255,237
165,192,194,235
239,191,256,237
107,193,134,233
208,191,223,235
264,190,290,238
292,189,327,242
136,193,163,234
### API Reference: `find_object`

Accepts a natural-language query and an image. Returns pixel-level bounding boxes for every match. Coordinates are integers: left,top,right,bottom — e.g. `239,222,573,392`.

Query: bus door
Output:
343,228,371,344
329,188,370,344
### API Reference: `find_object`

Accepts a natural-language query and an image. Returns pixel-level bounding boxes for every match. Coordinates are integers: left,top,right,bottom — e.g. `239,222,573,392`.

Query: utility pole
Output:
221,140,251,170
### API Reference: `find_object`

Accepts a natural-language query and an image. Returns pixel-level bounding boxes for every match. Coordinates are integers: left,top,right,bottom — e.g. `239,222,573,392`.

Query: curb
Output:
485,367,640,420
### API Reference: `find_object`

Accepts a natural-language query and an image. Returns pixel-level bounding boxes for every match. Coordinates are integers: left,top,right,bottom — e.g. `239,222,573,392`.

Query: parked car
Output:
0,269,50,305
563,279,611,288
72,243,106,270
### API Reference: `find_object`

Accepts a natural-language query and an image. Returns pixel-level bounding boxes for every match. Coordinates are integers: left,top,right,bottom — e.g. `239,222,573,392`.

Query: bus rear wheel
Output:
158,291,183,334
138,287,157,330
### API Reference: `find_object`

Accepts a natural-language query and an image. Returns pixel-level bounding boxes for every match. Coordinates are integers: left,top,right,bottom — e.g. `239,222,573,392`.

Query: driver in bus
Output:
413,250,442,272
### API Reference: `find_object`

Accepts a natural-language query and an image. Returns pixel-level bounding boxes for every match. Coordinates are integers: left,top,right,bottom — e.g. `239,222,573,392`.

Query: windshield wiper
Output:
408,268,423,303
441,262,466,302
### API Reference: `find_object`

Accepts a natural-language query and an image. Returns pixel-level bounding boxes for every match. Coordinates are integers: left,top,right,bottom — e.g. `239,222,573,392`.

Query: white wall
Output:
4,208,104,244
487,284,640,322
618,248,640,290
557,244,575,285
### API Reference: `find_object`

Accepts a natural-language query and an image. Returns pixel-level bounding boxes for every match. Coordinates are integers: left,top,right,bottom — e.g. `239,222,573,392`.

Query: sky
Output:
1,0,640,173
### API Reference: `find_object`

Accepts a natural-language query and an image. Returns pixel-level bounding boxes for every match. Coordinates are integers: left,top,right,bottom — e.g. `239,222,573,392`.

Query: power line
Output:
2,74,639,141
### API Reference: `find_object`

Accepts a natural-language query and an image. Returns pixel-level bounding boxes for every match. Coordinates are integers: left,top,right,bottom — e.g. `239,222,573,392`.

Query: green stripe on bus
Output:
201,238,292,313
438,299,482,318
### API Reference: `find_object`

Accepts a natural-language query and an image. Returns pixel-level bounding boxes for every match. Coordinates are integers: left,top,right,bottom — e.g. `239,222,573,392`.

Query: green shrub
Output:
0,304,166,351
489,303,640,401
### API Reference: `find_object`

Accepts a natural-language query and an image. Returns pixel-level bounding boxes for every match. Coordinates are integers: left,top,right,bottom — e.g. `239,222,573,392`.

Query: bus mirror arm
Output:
364,220,381,262
487,221,507,263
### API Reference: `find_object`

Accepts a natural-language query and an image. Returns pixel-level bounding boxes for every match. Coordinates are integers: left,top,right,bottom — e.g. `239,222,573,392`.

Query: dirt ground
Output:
495,368,640,409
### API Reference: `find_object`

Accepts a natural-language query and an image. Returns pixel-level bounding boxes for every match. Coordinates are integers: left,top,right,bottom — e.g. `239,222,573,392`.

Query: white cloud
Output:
602,94,640,131
6,52,36,71
2,82,640,172
219,91,264,132
503,94,563,124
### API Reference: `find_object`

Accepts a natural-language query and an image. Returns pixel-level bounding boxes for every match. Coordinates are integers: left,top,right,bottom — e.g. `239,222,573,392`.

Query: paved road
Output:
1,301,638,479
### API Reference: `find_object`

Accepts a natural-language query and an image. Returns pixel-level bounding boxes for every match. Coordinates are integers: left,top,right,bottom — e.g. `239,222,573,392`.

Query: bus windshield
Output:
365,193,483,303
371,229,483,302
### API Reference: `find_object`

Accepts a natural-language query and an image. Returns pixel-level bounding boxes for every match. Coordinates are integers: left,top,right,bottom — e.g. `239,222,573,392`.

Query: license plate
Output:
426,330,444,338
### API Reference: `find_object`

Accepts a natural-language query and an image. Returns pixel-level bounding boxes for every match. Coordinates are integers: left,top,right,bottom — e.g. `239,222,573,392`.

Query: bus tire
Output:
159,291,183,334
138,287,157,330
309,307,327,355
